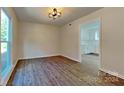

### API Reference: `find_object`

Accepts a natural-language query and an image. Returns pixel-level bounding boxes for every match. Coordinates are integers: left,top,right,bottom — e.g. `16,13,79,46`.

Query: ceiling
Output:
14,7,102,26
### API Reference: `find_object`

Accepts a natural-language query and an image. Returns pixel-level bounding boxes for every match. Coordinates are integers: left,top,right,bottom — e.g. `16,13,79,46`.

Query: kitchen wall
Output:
80,20,100,55
60,8,124,79
18,22,60,59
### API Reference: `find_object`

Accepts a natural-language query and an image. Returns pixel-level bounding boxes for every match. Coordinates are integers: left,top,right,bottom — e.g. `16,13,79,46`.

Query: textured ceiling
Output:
14,7,102,26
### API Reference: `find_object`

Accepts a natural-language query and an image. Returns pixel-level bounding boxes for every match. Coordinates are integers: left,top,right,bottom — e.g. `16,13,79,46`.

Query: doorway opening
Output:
80,19,101,75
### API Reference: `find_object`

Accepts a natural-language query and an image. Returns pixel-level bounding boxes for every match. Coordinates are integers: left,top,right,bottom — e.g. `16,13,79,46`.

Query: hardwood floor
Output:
7,56,124,86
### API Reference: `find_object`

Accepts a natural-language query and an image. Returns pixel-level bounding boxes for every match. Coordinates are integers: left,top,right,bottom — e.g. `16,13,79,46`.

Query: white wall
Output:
60,24,80,62
60,8,124,79
19,22,60,59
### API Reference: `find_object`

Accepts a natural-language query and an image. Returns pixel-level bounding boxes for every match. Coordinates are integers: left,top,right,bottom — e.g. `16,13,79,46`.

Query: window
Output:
0,9,12,77
95,31,99,40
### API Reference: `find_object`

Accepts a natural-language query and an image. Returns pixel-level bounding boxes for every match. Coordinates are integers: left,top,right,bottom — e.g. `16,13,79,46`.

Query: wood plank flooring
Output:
7,56,124,86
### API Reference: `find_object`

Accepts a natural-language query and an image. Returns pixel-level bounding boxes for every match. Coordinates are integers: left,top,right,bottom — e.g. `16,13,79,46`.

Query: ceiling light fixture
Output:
48,8,61,20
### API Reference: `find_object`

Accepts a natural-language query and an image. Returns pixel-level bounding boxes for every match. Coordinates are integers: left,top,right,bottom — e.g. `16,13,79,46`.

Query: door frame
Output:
78,17,102,69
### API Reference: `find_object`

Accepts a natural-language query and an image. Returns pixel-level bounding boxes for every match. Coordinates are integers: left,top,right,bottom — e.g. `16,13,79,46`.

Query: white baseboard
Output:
18,54,61,60
19,54,80,63
60,54,80,62
1,60,18,86
100,68,124,80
